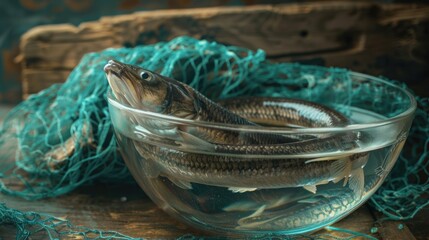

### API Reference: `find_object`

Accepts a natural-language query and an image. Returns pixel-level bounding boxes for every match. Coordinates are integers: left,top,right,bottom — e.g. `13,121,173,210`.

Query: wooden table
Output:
19,2,429,100
0,102,425,239
1,181,426,239
3,2,429,237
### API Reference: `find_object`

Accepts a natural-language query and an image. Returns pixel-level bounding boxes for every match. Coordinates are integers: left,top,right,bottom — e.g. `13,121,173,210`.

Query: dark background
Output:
1,0,428,104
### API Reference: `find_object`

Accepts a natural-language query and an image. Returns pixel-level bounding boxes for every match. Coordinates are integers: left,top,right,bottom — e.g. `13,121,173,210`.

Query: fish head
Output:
104,59,198,118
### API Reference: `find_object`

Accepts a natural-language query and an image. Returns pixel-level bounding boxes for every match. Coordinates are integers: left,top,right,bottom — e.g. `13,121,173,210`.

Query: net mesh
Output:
0,36,427,239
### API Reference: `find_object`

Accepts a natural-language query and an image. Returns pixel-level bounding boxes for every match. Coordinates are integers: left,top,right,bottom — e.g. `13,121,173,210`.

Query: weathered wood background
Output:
19,2,429,99
2,2,429,239
0,0,286,104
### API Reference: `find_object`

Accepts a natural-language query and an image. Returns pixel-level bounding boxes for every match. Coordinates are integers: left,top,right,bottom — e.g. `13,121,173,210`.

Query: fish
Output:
235,176,380,230
104,59,289,146
104,59,368,196
235,188,361,230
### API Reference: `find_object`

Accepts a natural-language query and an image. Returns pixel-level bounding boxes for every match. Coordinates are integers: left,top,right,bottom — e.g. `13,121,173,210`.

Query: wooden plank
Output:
0,182,380,239
21,38,120,69
322,205,379,239
0,184,204,239
270,4,429,98
406,207,429,240
376,221,416,240
5,3,428,238
0,104,424,239
18,2,429,98
0,105,12,125
372,211,418,240
19,3,370,64
22,69,72,98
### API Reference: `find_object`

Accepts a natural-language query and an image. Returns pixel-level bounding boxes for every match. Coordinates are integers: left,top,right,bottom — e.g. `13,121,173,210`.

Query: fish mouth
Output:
104,59,125,78
104,59,140,106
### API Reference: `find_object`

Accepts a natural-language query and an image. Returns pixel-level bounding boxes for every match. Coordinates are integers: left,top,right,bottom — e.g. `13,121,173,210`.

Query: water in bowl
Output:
113,106,407,236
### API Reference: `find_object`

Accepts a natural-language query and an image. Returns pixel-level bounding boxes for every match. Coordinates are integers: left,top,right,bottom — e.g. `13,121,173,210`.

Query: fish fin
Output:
247,205,266,218
223,201,259,212
303,185,317,194
168,177,193,190
237,205,266,226
302,178,330,195
268,196,293,209
305,153,354,164
317,179,329,185
330,158,352,186
305,157,332,164
134,143,162,178
332,177,342,184
298,198,321,204
349,167,365,198
176,130,214,151
228,187,258,193
226,194,296,212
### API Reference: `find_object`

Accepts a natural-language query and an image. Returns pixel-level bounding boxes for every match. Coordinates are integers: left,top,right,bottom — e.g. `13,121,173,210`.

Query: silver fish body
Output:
219,97,349,128
104,60,368,195
135,141,367,193
131,95,368,195
235,188,361,230
234,176,380,230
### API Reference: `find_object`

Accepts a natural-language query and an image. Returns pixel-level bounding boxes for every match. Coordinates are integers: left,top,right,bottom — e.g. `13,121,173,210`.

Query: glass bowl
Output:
107,71,416,237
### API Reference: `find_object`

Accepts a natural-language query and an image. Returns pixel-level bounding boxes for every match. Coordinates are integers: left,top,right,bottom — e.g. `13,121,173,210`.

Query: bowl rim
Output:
107,71,417,134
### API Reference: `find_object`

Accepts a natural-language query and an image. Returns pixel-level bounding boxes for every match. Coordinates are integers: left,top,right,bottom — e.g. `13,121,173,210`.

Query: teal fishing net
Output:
0,36,428,238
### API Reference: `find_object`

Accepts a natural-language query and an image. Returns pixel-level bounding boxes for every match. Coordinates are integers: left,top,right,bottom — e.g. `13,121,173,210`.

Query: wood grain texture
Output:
9,2,429,238
2,181,425,239
1,0,290,104
0,182,381,239
406,207,429,240
18,2,429,98
0,101,426,240
22,69,72,98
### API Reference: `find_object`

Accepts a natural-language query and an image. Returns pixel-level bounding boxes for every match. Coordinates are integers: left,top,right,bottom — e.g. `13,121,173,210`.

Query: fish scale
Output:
235,178,380,230
134,140,365,191
104,59,368,196
219,97,348,127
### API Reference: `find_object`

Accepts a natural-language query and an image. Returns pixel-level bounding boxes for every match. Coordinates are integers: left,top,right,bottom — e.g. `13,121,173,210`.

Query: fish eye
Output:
140,71,152,81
